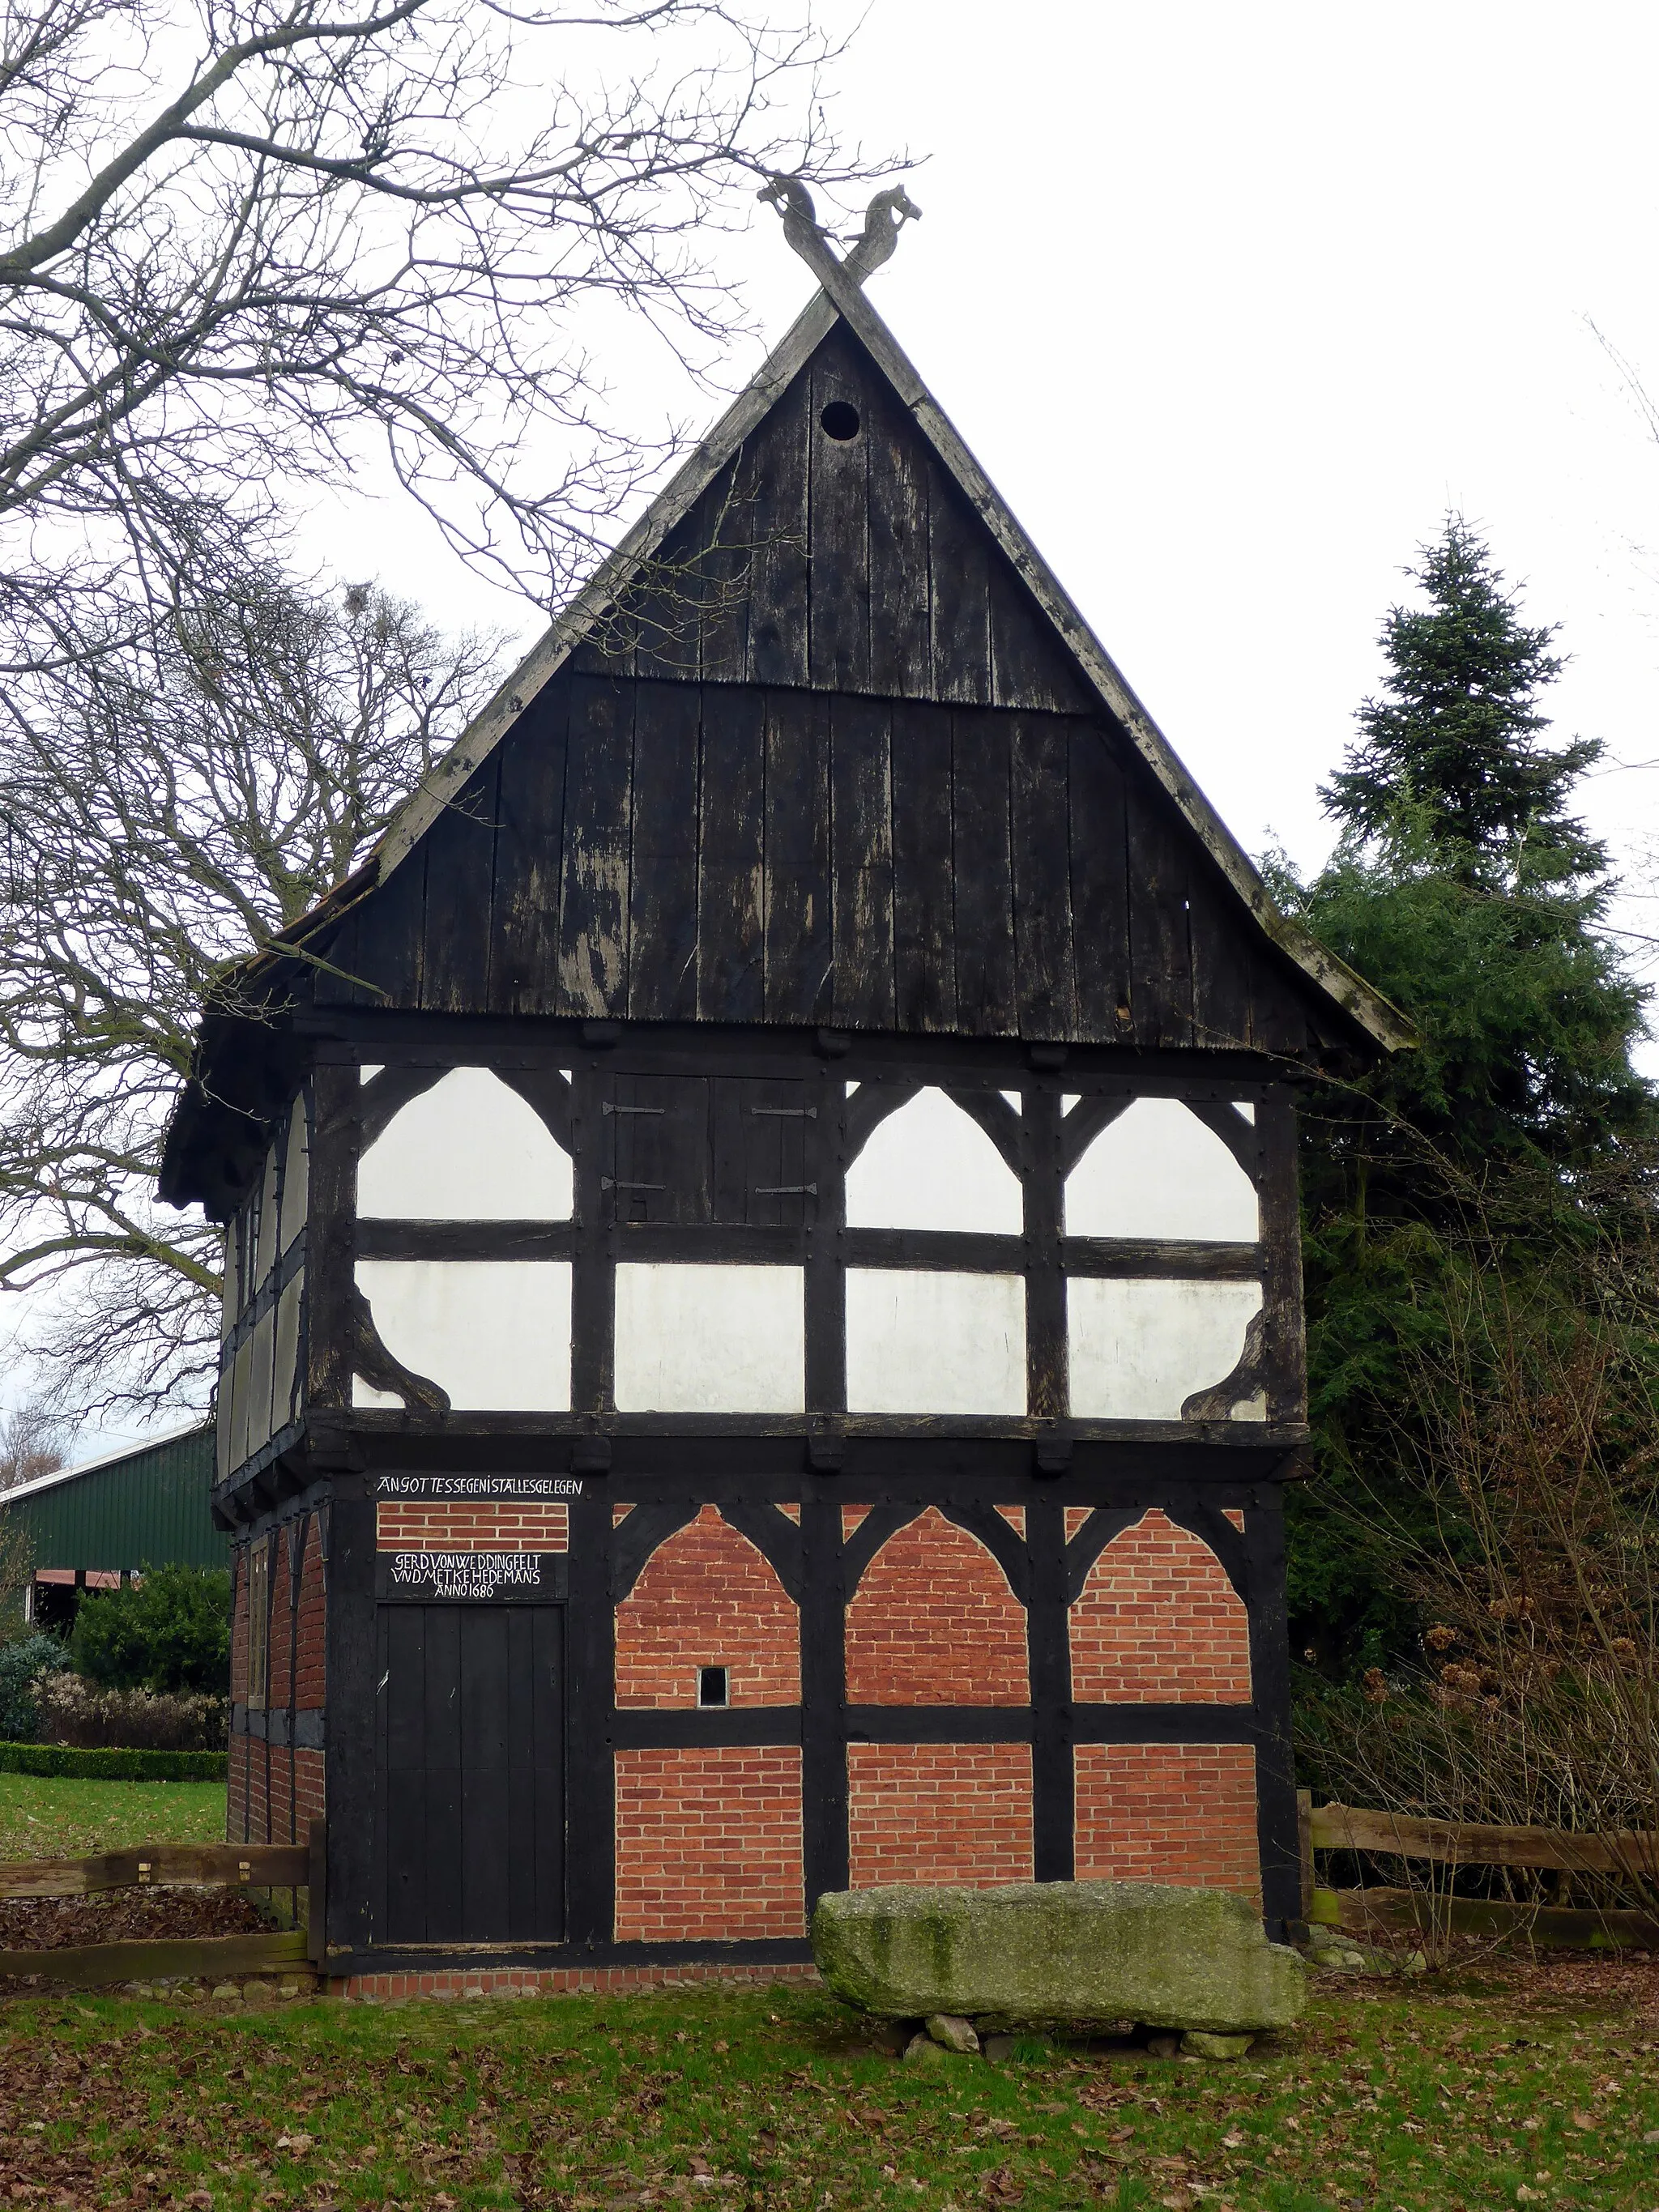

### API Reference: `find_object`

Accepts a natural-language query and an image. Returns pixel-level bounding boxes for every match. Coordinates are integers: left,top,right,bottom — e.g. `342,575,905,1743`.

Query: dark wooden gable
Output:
312,318,1350,1055
572,320,1093,714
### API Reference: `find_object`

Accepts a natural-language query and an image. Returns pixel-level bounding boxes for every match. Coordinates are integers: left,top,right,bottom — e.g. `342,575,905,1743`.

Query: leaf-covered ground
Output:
0,1959,1657,2210
0,1776,225,1858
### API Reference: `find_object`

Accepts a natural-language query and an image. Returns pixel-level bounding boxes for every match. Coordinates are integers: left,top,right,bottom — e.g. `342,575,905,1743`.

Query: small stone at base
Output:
1145,2034,1180,2059
981,2035,1017,2062
902,2032,954,2069
211,1984,241,2001
925,2014,979,2053
1180,2030,1254,2061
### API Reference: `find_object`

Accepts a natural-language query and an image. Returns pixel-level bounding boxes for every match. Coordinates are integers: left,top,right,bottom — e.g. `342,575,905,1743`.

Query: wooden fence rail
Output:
1305,1801,1659,1877
0,1825,325,1991
0,1843,310,1901
1299,1796,1659,1952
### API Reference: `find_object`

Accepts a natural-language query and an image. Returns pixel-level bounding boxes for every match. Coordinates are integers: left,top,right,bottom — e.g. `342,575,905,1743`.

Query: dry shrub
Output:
1297,1182,1659,1913
36,1672,226,1753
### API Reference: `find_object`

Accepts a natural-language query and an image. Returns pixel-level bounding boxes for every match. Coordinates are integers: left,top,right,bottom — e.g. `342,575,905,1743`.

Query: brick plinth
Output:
846,1507,1028,1704
335,1962,821,2001
616,1506,799,1707
375,1502,569,1552
1069,1508,1251,1703
1073,1742,1260,1902
847,1743,1034,1886
614,1746,805,1941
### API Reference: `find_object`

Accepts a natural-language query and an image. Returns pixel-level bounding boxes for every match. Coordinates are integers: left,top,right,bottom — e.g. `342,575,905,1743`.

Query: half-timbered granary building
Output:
160,197,1406,1997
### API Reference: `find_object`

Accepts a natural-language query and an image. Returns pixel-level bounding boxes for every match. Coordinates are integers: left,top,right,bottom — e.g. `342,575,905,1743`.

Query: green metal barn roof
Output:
0,1421,223,1571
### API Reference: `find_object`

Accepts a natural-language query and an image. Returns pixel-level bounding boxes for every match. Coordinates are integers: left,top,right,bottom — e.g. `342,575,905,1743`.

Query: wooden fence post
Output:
306,1817,327,1973
1296,1788,1314,1924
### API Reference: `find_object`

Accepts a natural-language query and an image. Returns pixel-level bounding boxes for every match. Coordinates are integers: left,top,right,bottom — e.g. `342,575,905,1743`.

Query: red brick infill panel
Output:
375,1502,569,1552
845,1507,1028,1705
615,1505,800,1708
847,1743,1034,1887
1068,1508,1250,1703
1073,1742,1260,1903
613,1745,805,1941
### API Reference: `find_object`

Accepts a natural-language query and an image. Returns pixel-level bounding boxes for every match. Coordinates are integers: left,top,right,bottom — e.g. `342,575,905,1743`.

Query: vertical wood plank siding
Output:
313,319,1324,1052
317,679,1315,1051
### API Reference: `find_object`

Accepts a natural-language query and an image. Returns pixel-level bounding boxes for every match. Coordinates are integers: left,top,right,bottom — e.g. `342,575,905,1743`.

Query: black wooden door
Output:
376,1604,565,1943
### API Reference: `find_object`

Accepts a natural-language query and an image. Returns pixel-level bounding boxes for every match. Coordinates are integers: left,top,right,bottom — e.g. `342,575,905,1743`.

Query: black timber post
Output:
1021,1087,1067,1421
566,1492,615,1945
323,1487,377,1962
800,1496,848,1907
1245,1481,1301,1938
1027,1498,1073,1882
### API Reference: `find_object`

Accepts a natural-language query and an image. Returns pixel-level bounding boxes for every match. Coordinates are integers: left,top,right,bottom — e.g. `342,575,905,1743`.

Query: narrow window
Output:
697,1664,728,1708
246,1545,270,1711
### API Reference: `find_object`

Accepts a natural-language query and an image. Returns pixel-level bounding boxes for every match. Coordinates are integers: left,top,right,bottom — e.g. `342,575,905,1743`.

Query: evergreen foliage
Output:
1281,518,1658,1671
70,1564,230,1697
0,1633,68,1744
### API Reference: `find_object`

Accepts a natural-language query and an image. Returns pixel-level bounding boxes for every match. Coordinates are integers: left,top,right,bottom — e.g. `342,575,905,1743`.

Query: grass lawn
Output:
0,1961,1657,2210
0,1774,225,1857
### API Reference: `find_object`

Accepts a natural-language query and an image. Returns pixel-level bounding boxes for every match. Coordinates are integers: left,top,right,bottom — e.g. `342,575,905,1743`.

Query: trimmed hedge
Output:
0,1741,226,1782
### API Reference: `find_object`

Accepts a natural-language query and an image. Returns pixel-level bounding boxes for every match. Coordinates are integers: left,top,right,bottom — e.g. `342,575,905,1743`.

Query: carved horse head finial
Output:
758,177,921,289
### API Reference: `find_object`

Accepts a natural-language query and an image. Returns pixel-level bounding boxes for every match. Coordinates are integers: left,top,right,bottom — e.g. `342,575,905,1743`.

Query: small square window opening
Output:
697,1664,729,1708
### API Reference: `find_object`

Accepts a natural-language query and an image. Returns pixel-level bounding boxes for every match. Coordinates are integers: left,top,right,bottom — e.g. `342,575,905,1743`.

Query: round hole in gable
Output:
820,399,861,441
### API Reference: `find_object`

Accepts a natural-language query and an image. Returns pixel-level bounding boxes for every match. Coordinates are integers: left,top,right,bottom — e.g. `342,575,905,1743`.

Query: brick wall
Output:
1073,1744,1260,1902
613,1746,804,1940
228,1516,326,1846
616,1505,799,1707
269,1534,293,1711
847,1744,1034,1886
376,1502,569,1551
230,1545,249,1706
296,1518,326,1709
1069,1509,1251,1703
293,1744,326,1831
845,1507,1028,1705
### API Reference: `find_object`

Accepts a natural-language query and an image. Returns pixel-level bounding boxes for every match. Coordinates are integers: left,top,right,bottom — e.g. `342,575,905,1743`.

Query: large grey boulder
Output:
811,1881,1305,2035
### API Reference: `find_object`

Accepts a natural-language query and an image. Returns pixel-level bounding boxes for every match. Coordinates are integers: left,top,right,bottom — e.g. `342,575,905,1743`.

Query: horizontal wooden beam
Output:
1316,1885,1659,1951
1309,1801,1659,1877
0,1843,310,1899
0,1929,309,1988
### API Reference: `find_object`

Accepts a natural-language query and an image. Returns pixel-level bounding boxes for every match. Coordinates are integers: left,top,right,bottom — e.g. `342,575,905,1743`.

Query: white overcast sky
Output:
64,0,1659,1458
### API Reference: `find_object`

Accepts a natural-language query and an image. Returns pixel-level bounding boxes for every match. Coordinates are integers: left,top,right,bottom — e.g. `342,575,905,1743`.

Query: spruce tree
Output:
1282,518,1657,1673
1322,518,1601,884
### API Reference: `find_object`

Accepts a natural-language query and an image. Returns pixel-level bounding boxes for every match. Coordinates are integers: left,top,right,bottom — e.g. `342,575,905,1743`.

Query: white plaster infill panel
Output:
613,1264,805,1413
846,1089,1021,1234
357,1067,573,1221
846,1270,1026,1416
354,1259,573,1412
1065,1097,1259,1242
1068,1278,1263,1421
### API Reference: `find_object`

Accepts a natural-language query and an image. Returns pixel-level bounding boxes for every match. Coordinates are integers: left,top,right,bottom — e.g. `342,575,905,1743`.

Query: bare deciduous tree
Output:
0,0,881,1419
0,557,505,1415
0,1400,64,1490
0,0,868,603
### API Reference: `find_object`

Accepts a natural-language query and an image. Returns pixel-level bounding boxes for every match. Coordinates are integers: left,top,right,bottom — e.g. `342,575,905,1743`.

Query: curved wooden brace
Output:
1062,1507,1146,1605
357,1064,448,1151
719,1502,804,1603
945,1089,1025,1175
1180,1309,1269,1423
1059,1093,1134,1174
840,1501,1030,1607
844,1080,922,1166
609,1502,702,1603
1183,1097,1264,1178
343,1283,450,1416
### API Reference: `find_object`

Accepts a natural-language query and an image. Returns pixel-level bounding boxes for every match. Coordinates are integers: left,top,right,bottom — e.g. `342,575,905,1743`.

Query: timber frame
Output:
164,214,1406,1983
